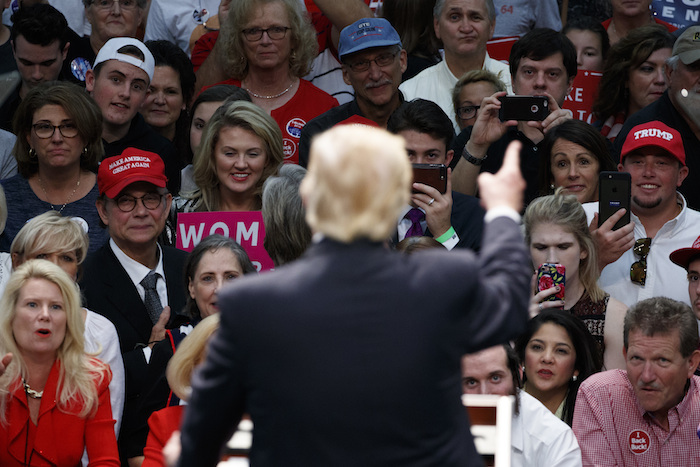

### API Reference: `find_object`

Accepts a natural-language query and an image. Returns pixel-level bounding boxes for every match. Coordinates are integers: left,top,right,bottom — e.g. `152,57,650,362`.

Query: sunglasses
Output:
630,238,651,286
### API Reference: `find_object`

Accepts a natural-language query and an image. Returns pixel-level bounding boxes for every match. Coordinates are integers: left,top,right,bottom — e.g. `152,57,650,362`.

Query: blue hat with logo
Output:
338,18,402,61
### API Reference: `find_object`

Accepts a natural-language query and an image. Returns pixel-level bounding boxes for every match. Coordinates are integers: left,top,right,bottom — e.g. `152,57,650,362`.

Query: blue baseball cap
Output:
338,18,402,61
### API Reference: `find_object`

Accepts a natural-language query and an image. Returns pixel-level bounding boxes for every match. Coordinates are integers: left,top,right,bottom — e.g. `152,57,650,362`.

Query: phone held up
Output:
537,263,565,302
598,171,631,231
412,164,447,194
498,95,549,121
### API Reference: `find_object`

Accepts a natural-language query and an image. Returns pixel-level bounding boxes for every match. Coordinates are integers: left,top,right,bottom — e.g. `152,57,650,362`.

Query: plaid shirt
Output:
573,369,700,466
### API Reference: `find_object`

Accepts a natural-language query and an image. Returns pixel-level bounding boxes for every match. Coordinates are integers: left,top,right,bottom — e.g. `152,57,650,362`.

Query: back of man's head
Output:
10,3,68,48
509,28,577,82
624,296,699,358
387,99,455,150
301,125,411,243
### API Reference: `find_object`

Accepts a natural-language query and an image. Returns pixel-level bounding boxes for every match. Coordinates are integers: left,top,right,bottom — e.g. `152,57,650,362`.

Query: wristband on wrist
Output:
462,146,487,166
435,226,456,244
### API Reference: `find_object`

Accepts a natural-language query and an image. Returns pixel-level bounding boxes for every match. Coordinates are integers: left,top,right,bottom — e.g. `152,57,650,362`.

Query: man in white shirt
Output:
400,0,512,132
583,120,700,307
461,345,582,466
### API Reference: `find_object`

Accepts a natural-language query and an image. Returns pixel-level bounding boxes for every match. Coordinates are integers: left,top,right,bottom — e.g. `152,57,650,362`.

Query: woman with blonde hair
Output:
0,260,118,465
206,0,338,164
10,210,126,437
175,100,283,217
141,314,220,467
523,191,627,370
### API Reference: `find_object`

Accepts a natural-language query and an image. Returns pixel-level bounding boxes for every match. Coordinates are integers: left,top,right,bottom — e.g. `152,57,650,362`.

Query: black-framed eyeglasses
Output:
92,0,138,10
457,105,480,120
32,123,79,139
114,193,163,212
630,237,651,286
346,51,398,73
242,26,291,42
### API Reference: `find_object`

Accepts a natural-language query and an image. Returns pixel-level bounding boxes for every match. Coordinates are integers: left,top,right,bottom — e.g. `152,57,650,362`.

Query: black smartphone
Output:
498,95,549,121
412,164,447,194
599,171,631,231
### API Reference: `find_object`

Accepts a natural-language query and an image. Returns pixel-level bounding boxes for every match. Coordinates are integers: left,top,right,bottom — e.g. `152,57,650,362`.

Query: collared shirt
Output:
109,238,168,308
573,369,700,466
398,205,459,250
399,56,513,133
582,193,700,307
513,391,581,467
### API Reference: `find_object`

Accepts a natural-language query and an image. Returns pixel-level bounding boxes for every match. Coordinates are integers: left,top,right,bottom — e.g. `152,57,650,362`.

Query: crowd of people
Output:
0,0,700,465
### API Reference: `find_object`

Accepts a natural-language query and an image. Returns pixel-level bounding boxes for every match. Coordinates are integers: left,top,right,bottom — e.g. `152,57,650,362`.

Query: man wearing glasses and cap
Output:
299,17,408,167
80,147,187,463
582,120,700,308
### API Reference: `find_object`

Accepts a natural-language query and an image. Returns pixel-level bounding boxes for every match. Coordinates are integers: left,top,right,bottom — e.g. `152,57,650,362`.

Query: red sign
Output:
628,430,650,455
486,36,519,64
175,211,275,272
563,71,602,124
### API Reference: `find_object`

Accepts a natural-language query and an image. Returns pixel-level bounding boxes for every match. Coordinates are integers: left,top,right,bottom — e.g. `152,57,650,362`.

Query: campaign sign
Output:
563,71,603,124
176,211,275,272
486,36,519,64
652,1,700,29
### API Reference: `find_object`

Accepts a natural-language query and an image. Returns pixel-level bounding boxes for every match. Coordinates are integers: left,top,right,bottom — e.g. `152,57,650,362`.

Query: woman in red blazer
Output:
0,260,119,466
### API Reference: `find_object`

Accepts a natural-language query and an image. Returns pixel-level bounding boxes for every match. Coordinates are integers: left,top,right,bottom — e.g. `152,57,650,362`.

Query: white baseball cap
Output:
93,37,155,81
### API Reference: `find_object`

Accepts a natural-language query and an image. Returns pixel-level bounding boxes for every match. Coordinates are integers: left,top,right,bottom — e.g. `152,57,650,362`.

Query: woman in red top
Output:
212,0,338,164
0,260,118,466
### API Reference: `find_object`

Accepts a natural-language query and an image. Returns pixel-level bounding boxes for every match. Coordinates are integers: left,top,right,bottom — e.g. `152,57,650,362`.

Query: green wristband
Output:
435,226,456,244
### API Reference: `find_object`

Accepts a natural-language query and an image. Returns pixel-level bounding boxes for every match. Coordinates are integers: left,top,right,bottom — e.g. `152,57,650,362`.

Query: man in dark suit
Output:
175,125,531,466
80,147,187,461
388,98,485,251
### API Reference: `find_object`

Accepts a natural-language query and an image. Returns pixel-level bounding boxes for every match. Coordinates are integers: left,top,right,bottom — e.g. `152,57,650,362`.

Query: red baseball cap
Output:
670,235,700,270
98,148,168,198
620,121,686,165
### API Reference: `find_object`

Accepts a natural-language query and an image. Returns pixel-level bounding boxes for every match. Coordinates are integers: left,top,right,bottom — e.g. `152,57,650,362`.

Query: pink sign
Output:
563,71,602,124
175,211,275,272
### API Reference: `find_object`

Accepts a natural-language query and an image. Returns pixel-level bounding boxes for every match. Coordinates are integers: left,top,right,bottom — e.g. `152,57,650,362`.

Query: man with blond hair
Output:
176,127,531,466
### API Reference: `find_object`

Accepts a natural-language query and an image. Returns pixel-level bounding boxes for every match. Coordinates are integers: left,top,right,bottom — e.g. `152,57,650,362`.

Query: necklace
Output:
22,378,43,399
243,80,295,99
38,173,81,213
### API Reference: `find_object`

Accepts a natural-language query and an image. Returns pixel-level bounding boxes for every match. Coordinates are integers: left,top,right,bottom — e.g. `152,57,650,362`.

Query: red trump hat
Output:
98,148,168,198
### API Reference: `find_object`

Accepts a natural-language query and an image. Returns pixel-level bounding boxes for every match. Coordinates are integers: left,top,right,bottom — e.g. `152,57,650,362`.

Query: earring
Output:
550,183,555,190
572,375,578,382
82,147,89,159
290,49,297,61
29,148,37,159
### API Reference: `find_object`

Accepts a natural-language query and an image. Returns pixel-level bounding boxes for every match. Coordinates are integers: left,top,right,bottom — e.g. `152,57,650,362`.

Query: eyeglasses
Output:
345,51,398,73
91,0,138,11
457,105,480,120
242,26,291,42
630,238,651,286
32,123,79,139
114,193,163,212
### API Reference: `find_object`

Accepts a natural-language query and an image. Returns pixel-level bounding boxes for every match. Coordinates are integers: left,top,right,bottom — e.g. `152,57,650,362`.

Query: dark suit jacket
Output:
177,216,531,467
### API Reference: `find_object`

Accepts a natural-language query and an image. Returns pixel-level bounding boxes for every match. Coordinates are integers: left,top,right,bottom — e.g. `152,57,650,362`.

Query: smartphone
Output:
537,263,565,301
498,95,549,121
412,164,447,194
599,171,631,231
